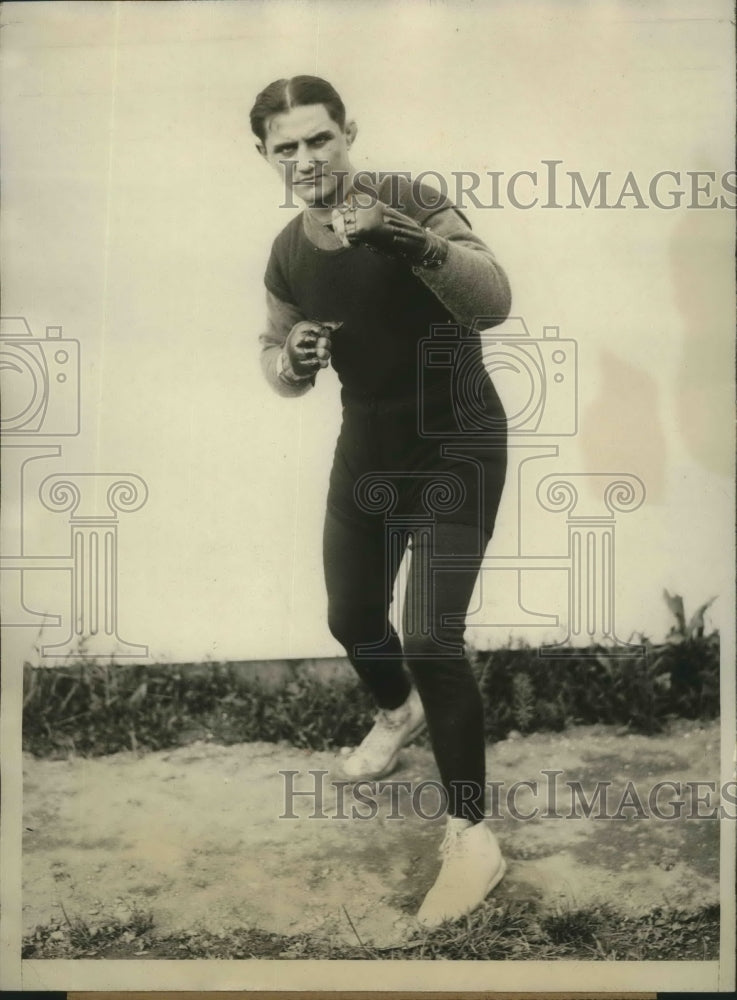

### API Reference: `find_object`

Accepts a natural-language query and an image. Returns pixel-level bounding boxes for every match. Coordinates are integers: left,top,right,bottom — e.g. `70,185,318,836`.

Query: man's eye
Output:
310,137,329,147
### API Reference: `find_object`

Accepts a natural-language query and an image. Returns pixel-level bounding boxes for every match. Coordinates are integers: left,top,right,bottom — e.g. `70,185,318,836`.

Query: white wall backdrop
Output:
1,0,734,665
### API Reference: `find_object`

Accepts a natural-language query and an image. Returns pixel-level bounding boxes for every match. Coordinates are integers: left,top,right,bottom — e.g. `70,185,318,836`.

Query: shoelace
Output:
354,710,403,754
373,707,405,731
438,823,462,858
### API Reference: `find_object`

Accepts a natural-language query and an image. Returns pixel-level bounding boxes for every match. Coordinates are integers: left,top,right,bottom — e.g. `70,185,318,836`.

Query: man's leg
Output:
402,521,506,927
402,521,488,822
323,506,411,710
323,507,427,779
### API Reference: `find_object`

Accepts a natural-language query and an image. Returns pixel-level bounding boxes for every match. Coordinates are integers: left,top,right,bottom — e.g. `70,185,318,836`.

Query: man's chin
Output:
292,181,338,208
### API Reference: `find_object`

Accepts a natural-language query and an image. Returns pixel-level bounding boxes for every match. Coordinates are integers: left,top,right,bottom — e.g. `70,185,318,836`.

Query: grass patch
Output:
22,899,720,961
22,632,719,760
475,630,719,740
23,906,155,959
22,663,378,759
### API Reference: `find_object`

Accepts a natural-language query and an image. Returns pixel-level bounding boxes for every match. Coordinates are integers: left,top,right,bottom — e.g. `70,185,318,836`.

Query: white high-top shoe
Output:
340,687,426,780
416,817,506,928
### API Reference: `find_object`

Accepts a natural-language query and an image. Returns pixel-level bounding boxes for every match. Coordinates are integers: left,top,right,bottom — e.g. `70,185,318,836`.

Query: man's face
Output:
258,103,356,207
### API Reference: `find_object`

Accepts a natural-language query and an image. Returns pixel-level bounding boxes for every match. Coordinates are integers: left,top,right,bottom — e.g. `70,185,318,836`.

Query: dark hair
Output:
250,75,346,143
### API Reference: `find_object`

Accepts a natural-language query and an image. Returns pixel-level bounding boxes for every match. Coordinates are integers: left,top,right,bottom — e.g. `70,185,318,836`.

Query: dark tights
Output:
323,509,488,822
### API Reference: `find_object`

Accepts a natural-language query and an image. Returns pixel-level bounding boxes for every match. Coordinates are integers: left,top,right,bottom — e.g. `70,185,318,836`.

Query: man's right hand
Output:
283,320,339,377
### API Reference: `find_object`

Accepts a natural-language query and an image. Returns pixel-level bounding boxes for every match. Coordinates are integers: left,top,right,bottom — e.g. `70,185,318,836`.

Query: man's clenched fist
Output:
282,320,340,379
331,195,448,268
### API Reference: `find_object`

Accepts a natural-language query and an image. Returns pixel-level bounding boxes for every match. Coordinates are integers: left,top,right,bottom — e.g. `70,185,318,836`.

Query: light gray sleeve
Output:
415,208,512,328
258,290,314,397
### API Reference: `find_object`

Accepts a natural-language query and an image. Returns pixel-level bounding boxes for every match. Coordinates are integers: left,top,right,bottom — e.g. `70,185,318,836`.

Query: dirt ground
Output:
23,719,721,948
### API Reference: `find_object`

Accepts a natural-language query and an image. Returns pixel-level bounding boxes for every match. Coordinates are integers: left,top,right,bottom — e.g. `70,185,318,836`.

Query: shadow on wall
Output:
670,164,733,478
580,347,667,504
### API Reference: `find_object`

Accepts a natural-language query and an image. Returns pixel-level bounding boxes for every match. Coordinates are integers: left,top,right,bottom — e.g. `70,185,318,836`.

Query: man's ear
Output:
255,142,267,159
345,120,358,148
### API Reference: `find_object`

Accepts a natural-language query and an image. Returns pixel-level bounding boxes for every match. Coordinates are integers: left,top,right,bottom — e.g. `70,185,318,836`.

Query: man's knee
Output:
327,600,389,649
403,625,465,661
326,602,354,647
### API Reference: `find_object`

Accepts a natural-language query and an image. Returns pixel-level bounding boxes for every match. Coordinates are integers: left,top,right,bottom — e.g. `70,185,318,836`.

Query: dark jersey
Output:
264,174,507,534
264,175,471,398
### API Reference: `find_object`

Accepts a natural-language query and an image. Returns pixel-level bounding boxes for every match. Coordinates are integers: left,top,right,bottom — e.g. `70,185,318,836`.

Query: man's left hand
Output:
332,197,448,268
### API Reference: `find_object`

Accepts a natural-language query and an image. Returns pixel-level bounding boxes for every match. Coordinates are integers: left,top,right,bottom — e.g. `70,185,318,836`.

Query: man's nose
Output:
296,144,315,175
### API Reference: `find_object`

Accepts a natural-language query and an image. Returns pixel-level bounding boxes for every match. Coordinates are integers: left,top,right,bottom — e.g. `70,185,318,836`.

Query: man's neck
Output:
306,205,335,225
304,167,358,224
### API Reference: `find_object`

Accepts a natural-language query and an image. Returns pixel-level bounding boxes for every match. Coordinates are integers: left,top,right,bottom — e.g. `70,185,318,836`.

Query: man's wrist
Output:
412,230,449,270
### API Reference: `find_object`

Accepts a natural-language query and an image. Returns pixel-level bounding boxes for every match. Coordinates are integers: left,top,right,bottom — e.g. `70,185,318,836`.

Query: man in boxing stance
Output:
252,75,511,927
